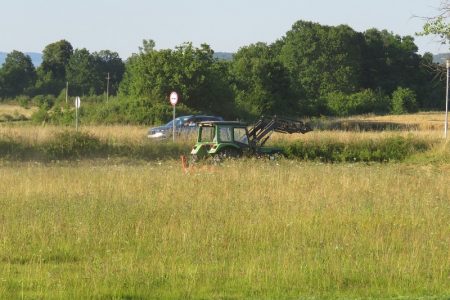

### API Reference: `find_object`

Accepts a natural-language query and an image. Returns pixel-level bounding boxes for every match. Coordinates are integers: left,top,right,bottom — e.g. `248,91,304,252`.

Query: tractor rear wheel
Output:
213,147,242,162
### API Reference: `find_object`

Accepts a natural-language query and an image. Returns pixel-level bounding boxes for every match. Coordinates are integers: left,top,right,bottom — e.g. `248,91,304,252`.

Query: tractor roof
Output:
198,121,248,127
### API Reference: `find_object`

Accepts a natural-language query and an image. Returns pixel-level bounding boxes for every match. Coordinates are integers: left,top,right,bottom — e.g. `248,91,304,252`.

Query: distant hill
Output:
1,50,445,65
0,51,232,66
214,52,234,61
0,52,6,65
0,52,42,67
433,53,449,64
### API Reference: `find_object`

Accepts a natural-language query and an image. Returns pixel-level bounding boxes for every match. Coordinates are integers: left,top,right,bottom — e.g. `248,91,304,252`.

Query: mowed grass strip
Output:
0,161,449,299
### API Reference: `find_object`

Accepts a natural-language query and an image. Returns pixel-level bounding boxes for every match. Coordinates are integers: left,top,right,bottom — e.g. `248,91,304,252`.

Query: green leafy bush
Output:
282,136,429,162
17,95,31,108
391,87,418,114
32,95,56,110
50,106,76,125
31,108,50,124
41,131,104,159
83,96,198,125
325,89,390,116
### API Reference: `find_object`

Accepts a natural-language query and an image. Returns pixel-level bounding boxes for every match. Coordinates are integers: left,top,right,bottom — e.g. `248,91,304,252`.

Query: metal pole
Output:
106,72,110,102
445,59,449,139
172,105,176,142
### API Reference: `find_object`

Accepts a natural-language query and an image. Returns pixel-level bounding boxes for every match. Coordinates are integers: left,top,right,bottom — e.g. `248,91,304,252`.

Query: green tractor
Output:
190,116,312,160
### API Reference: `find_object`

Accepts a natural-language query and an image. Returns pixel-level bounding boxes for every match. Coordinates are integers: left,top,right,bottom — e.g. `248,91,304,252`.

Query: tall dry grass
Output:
0,124,443,147
0,123,198,146
347,112,446,131
0,160,449,298
0,104,37,119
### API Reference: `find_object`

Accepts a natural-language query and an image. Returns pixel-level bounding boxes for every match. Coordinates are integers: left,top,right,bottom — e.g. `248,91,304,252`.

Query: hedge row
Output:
0,131,430,162
281,137,430,162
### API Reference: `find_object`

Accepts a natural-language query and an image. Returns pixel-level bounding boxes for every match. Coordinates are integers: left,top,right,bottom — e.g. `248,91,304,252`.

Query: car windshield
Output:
165,117,189,127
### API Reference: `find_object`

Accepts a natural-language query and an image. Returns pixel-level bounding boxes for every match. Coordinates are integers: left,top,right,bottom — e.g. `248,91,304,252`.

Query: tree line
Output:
0,20,446,124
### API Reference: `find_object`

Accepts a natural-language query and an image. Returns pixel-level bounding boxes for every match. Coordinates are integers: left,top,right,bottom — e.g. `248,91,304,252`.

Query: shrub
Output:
50,106,75,125
325,89,390,116
83,96,198,125
32,95,56,110
282,136,429,162
17,95,31,108
41,131,104,159
31,108,50,124
391,87,418,114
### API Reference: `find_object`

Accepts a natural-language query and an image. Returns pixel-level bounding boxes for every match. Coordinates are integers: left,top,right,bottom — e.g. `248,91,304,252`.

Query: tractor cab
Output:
191,121,250,159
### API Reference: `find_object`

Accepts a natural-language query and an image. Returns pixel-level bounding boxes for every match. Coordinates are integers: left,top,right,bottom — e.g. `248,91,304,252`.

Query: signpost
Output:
75,96,81,131
169,91,178,142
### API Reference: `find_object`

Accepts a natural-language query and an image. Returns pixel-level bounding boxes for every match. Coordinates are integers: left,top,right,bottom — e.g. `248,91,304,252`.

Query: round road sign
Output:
75,96,81,108
169,91,178,106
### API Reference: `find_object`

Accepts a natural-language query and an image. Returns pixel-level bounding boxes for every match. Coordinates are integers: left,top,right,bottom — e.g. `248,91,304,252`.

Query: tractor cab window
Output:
199,127,215,142
219,127,233,142
234,127,248,145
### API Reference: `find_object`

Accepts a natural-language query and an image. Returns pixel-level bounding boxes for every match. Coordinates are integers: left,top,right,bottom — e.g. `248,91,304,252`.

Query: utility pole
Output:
106,72,110,102
65,81,68,104
445,59,449,139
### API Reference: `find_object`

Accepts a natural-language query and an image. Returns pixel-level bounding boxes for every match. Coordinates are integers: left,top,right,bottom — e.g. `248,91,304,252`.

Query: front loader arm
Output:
248,116,312,147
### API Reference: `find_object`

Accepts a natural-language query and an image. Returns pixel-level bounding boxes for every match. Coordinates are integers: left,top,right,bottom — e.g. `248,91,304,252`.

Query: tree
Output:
0,50,36,97
361,29,422,94
230,42,296,118
119,42,234,117
92,50,125,96
279,21,364,115
417,0,449,47
35,40,73,95
65,48,99,96
139,39,156,54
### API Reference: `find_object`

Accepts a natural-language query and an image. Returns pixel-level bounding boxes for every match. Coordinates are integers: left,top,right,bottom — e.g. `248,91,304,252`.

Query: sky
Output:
0,0,447,59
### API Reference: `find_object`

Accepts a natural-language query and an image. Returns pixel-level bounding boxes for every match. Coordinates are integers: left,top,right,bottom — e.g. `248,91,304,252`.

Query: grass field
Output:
0,112,450,299
0,160,449,299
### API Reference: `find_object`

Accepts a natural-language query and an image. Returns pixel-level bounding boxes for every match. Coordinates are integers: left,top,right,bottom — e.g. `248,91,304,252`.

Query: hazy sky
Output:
1,0,447,59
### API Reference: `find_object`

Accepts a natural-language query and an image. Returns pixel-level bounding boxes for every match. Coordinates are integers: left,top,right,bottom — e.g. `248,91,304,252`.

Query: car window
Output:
182,117,195,127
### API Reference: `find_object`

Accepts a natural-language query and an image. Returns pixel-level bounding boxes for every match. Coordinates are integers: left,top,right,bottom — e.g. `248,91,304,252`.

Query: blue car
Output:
147,115,223,139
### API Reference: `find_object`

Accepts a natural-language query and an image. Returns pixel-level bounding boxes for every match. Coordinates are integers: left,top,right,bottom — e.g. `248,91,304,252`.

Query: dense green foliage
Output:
391,87,418,114
281,136,429,162
0,20,446,124
120,42,234,118
0,51,36,97
325,89,390,116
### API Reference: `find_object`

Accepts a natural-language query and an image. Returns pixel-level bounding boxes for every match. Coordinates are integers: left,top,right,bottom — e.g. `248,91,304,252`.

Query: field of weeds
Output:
0,112,449,298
